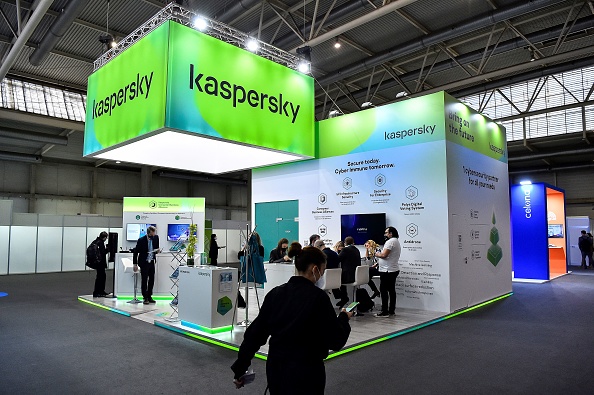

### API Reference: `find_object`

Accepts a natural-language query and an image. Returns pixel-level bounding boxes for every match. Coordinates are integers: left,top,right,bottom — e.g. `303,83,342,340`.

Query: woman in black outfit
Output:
209,234,225,266
231,242,352,394
269,237,290,263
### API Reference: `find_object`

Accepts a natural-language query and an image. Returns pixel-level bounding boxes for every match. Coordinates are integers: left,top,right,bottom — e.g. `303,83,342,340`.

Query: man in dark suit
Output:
133,226,160,305
337,236,361,308
92,231,110,297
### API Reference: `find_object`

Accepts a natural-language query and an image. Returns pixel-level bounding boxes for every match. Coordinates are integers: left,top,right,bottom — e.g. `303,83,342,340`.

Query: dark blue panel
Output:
511,184,549,280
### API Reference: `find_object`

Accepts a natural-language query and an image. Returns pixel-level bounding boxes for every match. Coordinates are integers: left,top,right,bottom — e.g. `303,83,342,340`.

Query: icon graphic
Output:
318,193,327,205
149,200,157,209
375,174,386,187
217,296,233,316
405,185,418,200
487,211,503,266
135,215,141,220
318,224,327,237
175,215,180,220
343,177,352,190
406,223,419,238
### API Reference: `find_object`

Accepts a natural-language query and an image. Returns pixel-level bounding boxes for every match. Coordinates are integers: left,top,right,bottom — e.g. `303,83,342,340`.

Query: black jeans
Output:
94,266,106,295
379,270,399,314
140,261,155,299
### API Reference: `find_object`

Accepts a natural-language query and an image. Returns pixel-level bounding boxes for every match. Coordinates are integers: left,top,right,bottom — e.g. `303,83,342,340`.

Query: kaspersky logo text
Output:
189,64,301,124
92,72,154,119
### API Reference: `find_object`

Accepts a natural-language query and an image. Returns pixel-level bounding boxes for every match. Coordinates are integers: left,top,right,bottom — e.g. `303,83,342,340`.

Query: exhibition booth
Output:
79,6,513,357
511,183,567,282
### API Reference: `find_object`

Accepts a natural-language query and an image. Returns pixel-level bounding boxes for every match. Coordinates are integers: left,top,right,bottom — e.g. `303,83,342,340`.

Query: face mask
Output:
214,237,217,241
312,266,321,284
384,235,390,242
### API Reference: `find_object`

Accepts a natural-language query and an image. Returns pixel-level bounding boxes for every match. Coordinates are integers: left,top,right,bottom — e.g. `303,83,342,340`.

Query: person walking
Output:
231,242,352,394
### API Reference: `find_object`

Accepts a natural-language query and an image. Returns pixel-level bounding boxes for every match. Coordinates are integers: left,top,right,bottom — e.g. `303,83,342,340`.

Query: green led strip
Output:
154,321,267,361
325,292,513,360
116,295,174,301
181,320,233,334
78,297,131,317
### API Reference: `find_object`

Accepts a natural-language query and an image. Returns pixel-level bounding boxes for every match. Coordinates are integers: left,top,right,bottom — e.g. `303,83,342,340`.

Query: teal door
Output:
255,200,299,259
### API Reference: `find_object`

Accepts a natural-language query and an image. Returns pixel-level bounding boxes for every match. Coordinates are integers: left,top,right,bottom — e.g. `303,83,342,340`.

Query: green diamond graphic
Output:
490,227,499,245
487,244,503,266
217,296,233,316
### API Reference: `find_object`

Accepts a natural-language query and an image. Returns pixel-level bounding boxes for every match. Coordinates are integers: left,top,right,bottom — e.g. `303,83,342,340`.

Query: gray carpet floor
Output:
1,267,593,394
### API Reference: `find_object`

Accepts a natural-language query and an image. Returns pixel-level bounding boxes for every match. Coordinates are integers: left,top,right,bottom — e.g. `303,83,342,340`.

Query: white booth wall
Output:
0,202,122,275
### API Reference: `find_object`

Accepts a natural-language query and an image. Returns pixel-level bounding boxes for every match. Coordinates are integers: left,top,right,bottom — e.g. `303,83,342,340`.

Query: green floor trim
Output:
78,297,131,317
325,292,513,360
154,321,267,360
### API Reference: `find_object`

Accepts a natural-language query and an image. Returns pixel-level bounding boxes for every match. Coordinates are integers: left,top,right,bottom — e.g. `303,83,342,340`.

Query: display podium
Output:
178,265,238,333
114,252,176,298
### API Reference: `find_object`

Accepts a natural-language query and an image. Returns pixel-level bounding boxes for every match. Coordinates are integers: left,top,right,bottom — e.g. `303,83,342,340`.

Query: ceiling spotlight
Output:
296,46,312,62
246,38,259,52
328,109,342,118
115,161,121,164
395,91,408,99
519,180,532,186
298,61,310,73
193,16,208,31
361,101,374,108
110,40,117,48
334,39,341,49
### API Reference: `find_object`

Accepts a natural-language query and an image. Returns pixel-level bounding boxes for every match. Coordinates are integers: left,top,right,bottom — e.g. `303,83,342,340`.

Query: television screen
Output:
167,224,192,242
126,223,157,241
548,224,564,238
341,213,386,245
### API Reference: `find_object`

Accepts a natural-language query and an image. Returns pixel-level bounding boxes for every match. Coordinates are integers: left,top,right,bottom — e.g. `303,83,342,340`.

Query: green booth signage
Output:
84,21,315,169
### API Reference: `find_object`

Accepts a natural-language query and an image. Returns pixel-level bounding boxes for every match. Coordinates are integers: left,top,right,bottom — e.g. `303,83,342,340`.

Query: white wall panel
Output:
36,227,63,273
8,226,38,274
0,226,9,275
226,229,242,263
62,227,87,271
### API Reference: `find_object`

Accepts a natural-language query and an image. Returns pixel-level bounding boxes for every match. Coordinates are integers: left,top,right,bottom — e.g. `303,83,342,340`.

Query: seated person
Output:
269,238,291,263
364,240,381,299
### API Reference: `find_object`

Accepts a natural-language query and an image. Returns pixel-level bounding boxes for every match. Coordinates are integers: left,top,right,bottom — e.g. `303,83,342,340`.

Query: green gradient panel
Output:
123,197,205,213
444,92,507,162
317,92,445,159
166,22,314,156
84,23,169,156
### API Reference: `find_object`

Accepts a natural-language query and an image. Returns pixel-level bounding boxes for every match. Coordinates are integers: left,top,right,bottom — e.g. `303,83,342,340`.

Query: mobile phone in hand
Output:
240,370,256,385
345,301,359,312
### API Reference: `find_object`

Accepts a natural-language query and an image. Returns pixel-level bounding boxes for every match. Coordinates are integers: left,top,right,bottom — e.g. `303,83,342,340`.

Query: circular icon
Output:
149,200,157,209
135,215,141,220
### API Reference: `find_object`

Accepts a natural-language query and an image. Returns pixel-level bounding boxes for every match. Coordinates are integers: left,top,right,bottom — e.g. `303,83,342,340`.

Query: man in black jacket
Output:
133,226,160,304
337,236,361,308
93,231,109,297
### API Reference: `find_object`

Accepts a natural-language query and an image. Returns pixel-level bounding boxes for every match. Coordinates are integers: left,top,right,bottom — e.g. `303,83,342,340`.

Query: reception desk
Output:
178,265,238,332
114,252,202,298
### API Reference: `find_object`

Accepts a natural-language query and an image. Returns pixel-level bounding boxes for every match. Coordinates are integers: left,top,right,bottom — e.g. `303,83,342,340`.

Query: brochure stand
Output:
127,271,142,304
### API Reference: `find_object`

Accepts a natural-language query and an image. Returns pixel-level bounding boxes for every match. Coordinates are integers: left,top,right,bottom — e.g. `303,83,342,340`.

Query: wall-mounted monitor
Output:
126,223,157,241
167,224,193,242
341,213,386,245
548,224,564,238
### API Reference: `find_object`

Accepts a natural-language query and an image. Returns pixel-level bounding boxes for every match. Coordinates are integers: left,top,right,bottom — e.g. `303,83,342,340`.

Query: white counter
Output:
261,262,296,296
178,265,238,332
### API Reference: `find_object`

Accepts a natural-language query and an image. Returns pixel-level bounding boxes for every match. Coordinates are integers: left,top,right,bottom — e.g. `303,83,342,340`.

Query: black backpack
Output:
356,288,375,312
86,241,100,269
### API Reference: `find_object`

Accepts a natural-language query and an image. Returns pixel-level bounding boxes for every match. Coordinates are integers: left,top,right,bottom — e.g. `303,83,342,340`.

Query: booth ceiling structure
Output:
0,0,594,175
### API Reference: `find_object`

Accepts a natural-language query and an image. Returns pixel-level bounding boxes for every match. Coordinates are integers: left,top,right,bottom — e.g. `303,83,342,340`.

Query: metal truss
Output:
93,3,308,72
460,66,594,143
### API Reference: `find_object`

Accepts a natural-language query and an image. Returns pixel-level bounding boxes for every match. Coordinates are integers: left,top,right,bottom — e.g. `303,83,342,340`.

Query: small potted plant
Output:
186,224,198,266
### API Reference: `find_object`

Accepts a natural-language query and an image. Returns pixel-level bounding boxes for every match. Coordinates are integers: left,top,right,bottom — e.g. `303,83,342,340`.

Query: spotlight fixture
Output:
192,15,208,31
395,91,408,99
529,48,536,62
246,38,259,52
110,40,117,48
296,46,312,62
361,101,374,108
297,61,310,73
328,109,342,118
115,161,121,164
334,39,341,49
99,34,114,46
519,180,532,186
